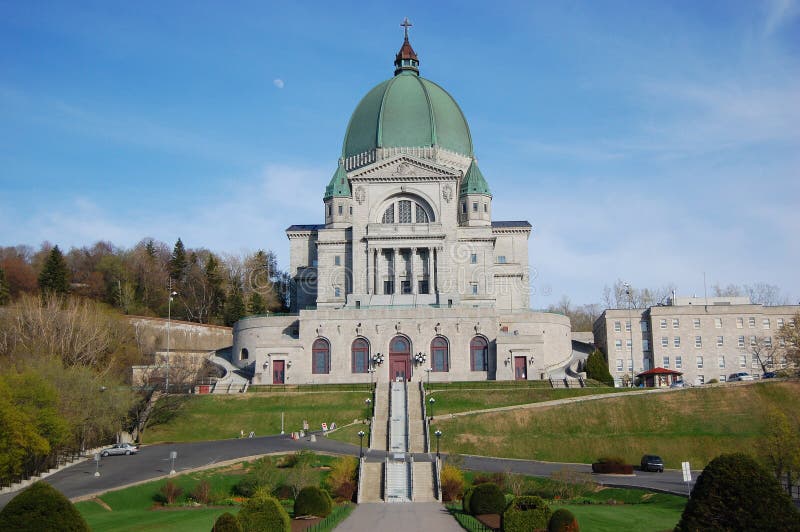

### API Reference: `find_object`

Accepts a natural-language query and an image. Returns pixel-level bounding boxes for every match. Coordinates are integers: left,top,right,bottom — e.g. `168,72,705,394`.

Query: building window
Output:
615,340,623,351
350,206,353,215
625,320,631,332
334,287,341,297
615,321,622,333
715,318,722,329
483,203,488,212
717,336,724,347
673,319,680,329
674,337,681,348
628,359,633,371
748,317,756,328
312,339,331,374
334,255,341,266
763,318,770,329
241,348,249,360
626,339,632,350
398,200,412,223
663,356,670,369
472,202,478,212
415,204,429,223
675,355,682,369
470,253,477,264
697,375,705,385
750,335,756,346
461,202,466,214
696,356,704,369
693,318,701,329
338,205,343,215
737,336,745,347
736,317,743,329
616,359,624,372
641,321,649,332
765,336,772,348
382,204,395,223
695,336,702,348
471,283,478,295
777,318,785,328
661,336,668,348
718,356,725,368
497,256,506,264
470,336,489,371
352,338,369,373
720,375,727,382
431,337,449,372
739,354,747,368
660,319,667,329
642,339,650,351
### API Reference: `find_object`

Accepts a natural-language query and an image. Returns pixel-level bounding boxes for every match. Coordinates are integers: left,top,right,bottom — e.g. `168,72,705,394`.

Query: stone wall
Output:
128,316,233,354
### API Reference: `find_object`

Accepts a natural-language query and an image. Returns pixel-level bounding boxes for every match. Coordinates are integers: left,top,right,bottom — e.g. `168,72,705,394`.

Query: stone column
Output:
393,248,399,295
411,247,418,295
432,247,438,294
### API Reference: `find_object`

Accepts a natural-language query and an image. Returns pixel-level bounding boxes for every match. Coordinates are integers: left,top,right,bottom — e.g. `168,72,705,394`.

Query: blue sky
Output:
1,1,798,306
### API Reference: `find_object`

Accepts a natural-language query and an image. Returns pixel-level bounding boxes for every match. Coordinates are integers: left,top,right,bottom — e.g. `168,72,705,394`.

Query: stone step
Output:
412,461,437,502
386,461,411,502
360,462,383,503
370,419,388,451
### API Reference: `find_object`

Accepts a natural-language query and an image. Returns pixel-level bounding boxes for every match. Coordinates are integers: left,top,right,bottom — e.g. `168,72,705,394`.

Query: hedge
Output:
0,482,89,532
237,491,291,532
468,483,506,515
212,512,243,532
502,495,553,532
294,486,333,518
548,508,579,531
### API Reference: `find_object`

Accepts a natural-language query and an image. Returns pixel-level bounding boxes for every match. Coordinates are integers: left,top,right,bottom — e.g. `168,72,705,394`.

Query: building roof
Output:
285,224,324,232
636,367,683,377
324,162,350,200
491,221,532,228
460,160,491,196
342,35,473,159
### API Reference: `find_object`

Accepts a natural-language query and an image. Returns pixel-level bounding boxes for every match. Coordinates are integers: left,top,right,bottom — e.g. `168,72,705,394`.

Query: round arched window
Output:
381,197,432,224
312,339,331,374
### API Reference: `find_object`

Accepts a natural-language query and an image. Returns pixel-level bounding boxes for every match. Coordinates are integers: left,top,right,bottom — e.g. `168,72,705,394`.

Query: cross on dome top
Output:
394,17,419,76
401,17,412,40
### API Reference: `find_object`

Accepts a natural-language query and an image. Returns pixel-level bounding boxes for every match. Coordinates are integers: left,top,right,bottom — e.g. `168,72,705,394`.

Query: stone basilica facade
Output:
233,29,572,385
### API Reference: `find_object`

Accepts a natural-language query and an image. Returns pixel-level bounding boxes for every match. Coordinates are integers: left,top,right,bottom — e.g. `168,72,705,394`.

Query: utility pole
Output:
166,285,177,393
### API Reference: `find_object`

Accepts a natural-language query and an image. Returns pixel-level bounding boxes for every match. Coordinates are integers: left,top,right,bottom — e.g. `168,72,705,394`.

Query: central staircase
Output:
358,381,441,503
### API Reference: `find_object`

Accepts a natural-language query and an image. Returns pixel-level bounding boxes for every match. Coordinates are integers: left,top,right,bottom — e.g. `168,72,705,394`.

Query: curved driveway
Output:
0,434,692,509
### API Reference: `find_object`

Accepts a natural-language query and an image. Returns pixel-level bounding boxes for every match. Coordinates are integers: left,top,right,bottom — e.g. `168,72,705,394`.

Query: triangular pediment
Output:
348,154,461,181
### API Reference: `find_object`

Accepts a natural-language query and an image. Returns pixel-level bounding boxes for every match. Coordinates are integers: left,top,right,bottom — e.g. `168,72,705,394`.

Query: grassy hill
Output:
431,381,799,468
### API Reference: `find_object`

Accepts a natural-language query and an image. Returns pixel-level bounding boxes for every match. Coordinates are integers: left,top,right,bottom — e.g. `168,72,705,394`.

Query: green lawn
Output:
554,499,684,532
432,381,800,468
143,391,374,443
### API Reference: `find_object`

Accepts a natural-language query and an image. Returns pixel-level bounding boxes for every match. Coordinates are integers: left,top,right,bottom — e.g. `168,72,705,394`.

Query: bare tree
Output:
602,280,676,309
712,282,788,306
747,336,783,375
777,312,800,372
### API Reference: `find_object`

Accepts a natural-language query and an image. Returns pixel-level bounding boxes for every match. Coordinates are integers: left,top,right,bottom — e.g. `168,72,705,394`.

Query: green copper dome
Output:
324,162,350,200
460,160,491,196
342,72,474,159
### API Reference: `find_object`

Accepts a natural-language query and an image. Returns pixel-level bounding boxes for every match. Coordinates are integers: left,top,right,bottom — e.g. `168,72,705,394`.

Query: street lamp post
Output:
365,397,372,421
358,430,365,458
166,290,177,393
425,368,431,390
429,396,435,420
434,429,442,459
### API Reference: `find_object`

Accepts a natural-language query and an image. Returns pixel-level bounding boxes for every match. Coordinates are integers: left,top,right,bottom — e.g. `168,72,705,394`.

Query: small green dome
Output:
342,73,474,159
460,160,491,196
324,162,350,200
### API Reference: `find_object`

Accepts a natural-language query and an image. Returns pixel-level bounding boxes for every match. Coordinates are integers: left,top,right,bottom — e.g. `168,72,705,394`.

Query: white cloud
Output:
273,78,285,89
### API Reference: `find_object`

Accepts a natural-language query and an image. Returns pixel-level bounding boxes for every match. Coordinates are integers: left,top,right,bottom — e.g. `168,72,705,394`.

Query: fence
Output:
446,505,499,532
304,503,355,532
247,383,375,393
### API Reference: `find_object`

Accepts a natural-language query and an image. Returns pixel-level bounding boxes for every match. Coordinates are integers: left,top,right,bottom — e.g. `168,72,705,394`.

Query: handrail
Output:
388,382,394,451
403,380,410,452
435,456,443,502
383,457,388,502
356,456,365,504
409,454,415,501
421,381,430,453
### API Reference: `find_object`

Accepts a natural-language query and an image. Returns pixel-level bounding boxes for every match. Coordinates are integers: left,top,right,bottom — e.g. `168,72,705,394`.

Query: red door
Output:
390,359,408,381
273,360,285,384
514,356,527,380
389,336,411,381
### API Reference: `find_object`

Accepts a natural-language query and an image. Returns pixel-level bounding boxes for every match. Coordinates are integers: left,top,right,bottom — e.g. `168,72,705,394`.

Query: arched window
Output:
352,338,369,374
380,197,432,224
470,336,489,371
312,338,330,374
241,348,249,360
390,336,410,355
431,337,449,372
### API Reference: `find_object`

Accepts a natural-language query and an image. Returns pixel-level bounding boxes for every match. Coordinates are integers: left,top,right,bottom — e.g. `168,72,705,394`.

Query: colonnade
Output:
367,246,439,295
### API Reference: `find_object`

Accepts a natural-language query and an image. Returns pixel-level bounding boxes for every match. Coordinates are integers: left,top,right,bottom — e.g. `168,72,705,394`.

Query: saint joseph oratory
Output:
233,25,573,385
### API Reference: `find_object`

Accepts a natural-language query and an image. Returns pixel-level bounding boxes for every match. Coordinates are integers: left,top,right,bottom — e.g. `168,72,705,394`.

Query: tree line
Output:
0,237,291,326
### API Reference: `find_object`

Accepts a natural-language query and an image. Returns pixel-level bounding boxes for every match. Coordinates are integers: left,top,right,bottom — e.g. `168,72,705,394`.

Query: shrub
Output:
294,486,333,518
212,512,242,532
502,495,553,532
548,508,579,532
591,457,633,474
462,486,474,513
234,457,284,497
237,489,291,532
327,456,358,501
0,481,90,532
440,464,465,502
157,480,184,504
585,349,614,386
676,453,800,531
191,479,212,504
469,483,506,515
707,378,719,384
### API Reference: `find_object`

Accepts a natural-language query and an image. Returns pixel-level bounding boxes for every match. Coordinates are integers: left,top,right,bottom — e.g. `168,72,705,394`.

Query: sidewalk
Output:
335,502,462,532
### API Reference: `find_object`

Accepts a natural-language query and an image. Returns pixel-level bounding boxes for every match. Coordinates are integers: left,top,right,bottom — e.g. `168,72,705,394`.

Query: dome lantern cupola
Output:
394,17,419,76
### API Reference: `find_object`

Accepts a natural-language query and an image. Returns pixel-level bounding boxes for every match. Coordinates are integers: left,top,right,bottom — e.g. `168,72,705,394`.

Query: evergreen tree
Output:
249,292,267,315
0,265,9,305
224,287,247,326
169,238,188,282
205,253,225,320
144,238,156,258
38,246,70,296
585,349,614,386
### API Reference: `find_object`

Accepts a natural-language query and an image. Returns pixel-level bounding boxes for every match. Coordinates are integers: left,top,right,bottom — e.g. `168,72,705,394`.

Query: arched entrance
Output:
389,336,411,381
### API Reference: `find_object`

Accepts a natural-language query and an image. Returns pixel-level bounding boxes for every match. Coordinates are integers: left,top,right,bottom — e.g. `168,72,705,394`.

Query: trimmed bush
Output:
462,486,474,513
212,512,243,532
237,490,291,532
468,482,505,515
502,495,553,532
676,453,800,531
0,481,90,531
440,463,465,502
548,508,579,532
294,486,333,518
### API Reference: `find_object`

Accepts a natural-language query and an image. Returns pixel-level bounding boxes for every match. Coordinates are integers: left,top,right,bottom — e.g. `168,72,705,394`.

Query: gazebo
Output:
636,367,683,388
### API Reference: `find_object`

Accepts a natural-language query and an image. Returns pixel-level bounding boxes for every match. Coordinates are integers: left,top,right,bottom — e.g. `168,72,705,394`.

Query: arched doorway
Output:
389,336,411,381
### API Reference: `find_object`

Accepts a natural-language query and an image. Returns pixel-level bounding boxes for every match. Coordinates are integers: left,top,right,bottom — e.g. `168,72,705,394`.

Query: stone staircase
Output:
386,459,411,502
407,384,426,453
370,382,389,451
208,351,249,393
412,461,438,502
359,461,383,503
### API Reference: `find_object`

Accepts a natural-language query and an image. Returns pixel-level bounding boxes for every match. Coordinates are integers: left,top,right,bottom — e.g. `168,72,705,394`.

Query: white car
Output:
728,372,754,382
100,443,139,456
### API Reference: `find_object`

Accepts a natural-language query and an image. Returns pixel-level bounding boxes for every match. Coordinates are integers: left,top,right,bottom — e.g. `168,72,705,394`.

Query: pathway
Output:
336,502,462,532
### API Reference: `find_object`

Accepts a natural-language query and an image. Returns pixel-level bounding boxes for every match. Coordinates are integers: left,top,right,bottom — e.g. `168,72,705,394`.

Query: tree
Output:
0,264,9,305
585,349,614,386
0,481,90,531
169,238,188,283
676,453,800,531
747,336,782,375
249,292,267,315
38,245,70,296
602,280,675,309
712,282,788,306
777,312,800,371
760,409,800,498
547,296,601,332
223,285,247,326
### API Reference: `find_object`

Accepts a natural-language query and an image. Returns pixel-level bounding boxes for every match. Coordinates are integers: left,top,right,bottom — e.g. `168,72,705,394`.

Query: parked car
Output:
728,372,754,382
641,455,664,473
670,380,686,388
763,372,777,379
100,443,139,457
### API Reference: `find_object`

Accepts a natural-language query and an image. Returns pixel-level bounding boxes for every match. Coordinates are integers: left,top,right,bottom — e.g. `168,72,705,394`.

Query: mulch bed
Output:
476,513,501,530
291,516,324,531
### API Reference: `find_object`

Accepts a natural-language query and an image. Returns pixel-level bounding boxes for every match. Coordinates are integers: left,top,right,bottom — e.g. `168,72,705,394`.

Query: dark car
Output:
641,454,664,472
763,372,777,379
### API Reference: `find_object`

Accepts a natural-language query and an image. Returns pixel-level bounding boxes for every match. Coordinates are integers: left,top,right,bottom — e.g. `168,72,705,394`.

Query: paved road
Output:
0,434,694,509
337,502,463,531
